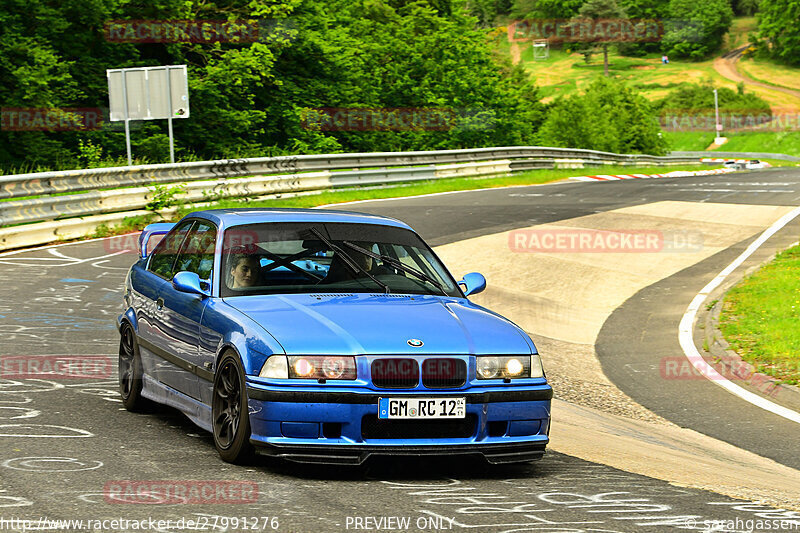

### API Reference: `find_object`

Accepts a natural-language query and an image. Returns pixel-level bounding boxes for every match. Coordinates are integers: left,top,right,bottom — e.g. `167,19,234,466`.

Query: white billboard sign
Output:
106,65,189,164
107,65,189,121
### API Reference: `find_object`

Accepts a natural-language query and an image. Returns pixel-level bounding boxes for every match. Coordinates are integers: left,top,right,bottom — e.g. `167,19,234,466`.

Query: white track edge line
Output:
678,205,800,425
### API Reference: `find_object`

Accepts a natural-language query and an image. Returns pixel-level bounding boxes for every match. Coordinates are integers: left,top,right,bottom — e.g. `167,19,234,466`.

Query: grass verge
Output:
663,130,800,157
737,56,800,94
718,245,800,385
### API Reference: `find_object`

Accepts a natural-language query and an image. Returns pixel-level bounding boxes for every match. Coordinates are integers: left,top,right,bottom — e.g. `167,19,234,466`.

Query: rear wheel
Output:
212,352,254,464
118,323,149,411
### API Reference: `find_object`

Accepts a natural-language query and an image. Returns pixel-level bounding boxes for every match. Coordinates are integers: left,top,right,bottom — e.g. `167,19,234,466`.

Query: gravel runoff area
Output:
531,334,674,426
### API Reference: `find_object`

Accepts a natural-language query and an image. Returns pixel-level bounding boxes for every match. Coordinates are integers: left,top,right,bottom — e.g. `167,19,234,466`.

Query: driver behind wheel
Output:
228,254,261,289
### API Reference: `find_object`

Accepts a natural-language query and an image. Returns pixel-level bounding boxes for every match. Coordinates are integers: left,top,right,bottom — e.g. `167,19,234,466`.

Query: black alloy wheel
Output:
212,352,254,463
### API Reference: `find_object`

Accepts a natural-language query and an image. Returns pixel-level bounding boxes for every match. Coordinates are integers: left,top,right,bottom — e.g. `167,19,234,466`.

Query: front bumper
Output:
246,384,552,465
253,442,548,465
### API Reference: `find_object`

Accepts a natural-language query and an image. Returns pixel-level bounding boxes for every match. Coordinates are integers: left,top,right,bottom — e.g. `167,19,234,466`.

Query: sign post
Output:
107,65,189,165
713,88,724,145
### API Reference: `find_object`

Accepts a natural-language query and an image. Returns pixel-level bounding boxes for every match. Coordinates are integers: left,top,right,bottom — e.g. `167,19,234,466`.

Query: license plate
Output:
378,397,466,419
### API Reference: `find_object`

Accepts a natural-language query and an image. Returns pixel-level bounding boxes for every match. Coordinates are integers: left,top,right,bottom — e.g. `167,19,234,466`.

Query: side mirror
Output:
173,271,209,297
458,272,486,297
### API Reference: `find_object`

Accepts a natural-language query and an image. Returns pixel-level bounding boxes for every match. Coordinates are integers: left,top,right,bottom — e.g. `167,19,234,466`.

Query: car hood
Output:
224,293,534,355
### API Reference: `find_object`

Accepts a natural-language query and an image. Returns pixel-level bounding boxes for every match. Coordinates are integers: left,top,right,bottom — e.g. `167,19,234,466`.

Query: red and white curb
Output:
570,168,737,182
701,158,747,164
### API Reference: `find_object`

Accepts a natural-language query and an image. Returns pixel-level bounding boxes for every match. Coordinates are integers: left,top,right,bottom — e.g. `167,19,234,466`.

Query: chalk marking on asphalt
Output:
1,457,103,472
0,424,94,438
678,205,800,425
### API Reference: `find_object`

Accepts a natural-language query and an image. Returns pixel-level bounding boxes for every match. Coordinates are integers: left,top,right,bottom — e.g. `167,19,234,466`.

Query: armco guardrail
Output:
1,147,697,201
0,146,703,251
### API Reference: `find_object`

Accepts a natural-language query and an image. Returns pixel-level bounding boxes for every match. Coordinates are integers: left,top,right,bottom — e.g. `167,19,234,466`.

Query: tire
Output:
118,323,149,411
212,352,254,464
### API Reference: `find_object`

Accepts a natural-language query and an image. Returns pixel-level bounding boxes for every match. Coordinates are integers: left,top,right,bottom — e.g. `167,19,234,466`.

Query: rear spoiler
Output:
138,223,176,259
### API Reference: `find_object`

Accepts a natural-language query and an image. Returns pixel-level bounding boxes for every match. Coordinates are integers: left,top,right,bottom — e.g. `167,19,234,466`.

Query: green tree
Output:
573,0,628,76
456,0,512,25
617,0,670,56
511,0,584,19
538,78,668,155
756,0,800,66
654,80,771,114
0,0,131,167
663,0,734,59
733,0,758,15
255,0,545,154
0,0,549,171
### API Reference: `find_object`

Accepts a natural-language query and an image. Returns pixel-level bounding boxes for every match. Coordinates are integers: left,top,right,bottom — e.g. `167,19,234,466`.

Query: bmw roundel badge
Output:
407,339,424,347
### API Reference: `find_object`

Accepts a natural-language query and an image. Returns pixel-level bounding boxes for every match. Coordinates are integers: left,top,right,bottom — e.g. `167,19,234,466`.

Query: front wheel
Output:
212,352,254,464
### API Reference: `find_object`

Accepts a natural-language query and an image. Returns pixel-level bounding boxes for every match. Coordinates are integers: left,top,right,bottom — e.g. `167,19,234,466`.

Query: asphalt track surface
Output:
1,168,800,532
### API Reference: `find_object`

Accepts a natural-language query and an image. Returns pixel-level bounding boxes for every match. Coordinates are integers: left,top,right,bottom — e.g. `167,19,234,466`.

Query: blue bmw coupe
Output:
118,209,552,465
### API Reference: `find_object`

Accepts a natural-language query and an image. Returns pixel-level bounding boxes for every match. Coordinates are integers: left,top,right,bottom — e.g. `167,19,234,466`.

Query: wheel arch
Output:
119,308,138,335
215,342,246,374
214,329,279,377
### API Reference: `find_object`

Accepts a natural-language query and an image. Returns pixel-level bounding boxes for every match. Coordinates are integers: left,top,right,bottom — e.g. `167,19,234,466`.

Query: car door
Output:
135,220,194,388
153,220,217,400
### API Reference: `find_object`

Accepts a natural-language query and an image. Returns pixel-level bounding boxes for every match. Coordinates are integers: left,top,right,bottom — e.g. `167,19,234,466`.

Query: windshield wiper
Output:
342,241,449,296
309,228,391,294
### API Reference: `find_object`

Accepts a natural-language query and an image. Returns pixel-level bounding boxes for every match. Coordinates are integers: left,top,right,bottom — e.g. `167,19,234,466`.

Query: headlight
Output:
476,355,533,379
290,356,357,380
259,355,357,380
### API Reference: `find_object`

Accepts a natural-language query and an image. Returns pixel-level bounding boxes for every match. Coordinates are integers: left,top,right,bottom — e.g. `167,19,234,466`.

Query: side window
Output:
174,222,217,280
147,221,194,280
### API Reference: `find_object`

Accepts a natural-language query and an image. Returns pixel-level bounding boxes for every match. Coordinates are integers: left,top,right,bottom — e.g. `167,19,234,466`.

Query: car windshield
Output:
220,222,462,297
